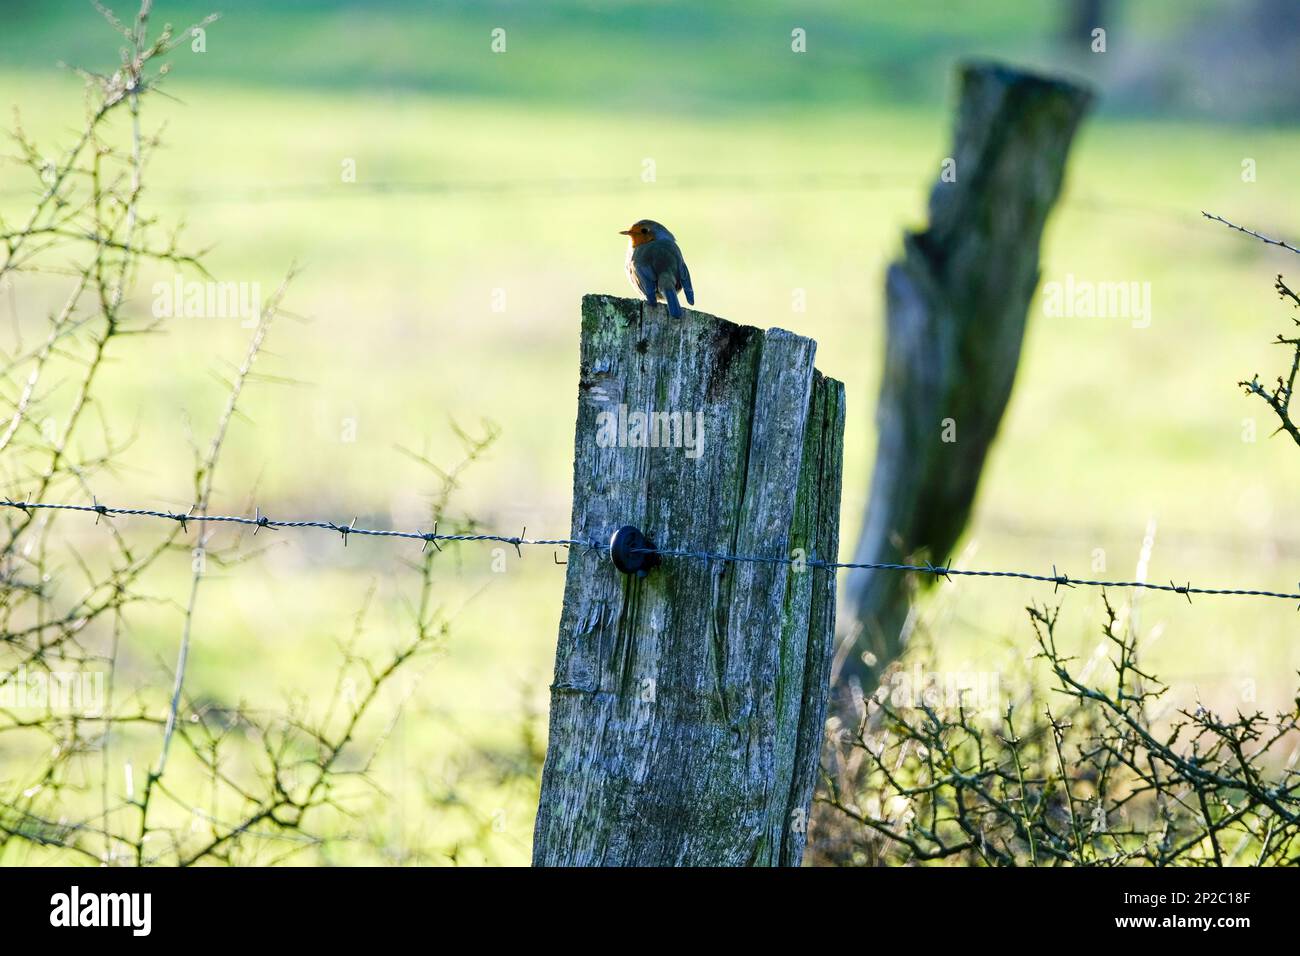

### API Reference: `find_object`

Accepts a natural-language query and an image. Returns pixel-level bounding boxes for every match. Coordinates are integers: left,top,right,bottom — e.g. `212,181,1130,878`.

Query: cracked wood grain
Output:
533,294,844,866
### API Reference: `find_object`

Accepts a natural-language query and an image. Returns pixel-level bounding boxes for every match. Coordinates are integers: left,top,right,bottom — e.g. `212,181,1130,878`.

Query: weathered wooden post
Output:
840,62,1093,689
533,294,845,866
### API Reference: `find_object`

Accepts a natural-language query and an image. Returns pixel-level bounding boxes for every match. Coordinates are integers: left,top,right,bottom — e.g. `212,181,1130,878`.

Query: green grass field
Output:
2,0,1298,864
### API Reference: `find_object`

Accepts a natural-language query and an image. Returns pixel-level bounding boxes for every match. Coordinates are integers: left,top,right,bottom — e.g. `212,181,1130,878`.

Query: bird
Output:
619,220,694,319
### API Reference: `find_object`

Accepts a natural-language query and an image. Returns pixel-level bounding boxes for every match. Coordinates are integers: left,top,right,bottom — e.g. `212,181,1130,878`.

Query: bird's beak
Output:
618,229,632,236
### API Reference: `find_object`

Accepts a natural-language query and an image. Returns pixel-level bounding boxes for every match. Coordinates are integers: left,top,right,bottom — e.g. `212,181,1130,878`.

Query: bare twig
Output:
1202,212,1300,256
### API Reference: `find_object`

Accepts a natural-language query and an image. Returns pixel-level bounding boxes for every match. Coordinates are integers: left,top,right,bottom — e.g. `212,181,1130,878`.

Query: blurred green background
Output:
2,0,1298,864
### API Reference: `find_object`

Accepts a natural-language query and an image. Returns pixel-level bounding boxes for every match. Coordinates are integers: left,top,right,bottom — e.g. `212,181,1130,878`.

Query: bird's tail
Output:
662,286,682,319
659,277,683,319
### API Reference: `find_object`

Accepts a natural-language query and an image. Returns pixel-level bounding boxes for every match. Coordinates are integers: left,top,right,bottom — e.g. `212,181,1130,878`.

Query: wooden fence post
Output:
840,62,1093,689
532,294,845,866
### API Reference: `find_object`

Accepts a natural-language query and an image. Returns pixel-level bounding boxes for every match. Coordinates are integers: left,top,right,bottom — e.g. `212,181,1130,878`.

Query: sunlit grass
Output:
2,18,1298,862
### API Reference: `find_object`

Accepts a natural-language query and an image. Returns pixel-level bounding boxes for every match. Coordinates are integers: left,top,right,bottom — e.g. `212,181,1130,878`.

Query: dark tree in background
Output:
1060,0,1108,49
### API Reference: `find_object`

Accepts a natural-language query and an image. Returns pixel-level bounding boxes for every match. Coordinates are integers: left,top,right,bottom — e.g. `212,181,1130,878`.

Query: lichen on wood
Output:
533,294,844,866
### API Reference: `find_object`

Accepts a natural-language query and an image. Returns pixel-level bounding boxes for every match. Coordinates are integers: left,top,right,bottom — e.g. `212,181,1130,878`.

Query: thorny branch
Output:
1202,214,1300,445
0,2,529,866
1239,275,1300,447
814,596,1300,866
816,220,1300,866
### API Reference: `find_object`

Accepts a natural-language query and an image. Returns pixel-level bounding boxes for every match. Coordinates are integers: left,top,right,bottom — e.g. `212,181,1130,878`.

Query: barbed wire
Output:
3,498,1298,605
0,498,580,553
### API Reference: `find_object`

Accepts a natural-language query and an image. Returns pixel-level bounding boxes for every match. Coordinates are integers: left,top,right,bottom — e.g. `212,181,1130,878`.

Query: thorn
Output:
1171,579,1193,604
92,496,109,524
510,526,526,559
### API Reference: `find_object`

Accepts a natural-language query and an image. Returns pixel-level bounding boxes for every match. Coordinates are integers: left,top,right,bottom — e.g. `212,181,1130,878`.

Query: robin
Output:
619,220,694,318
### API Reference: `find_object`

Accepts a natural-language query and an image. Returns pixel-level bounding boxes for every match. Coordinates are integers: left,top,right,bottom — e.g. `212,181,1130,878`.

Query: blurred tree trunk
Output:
838,62,1092,691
